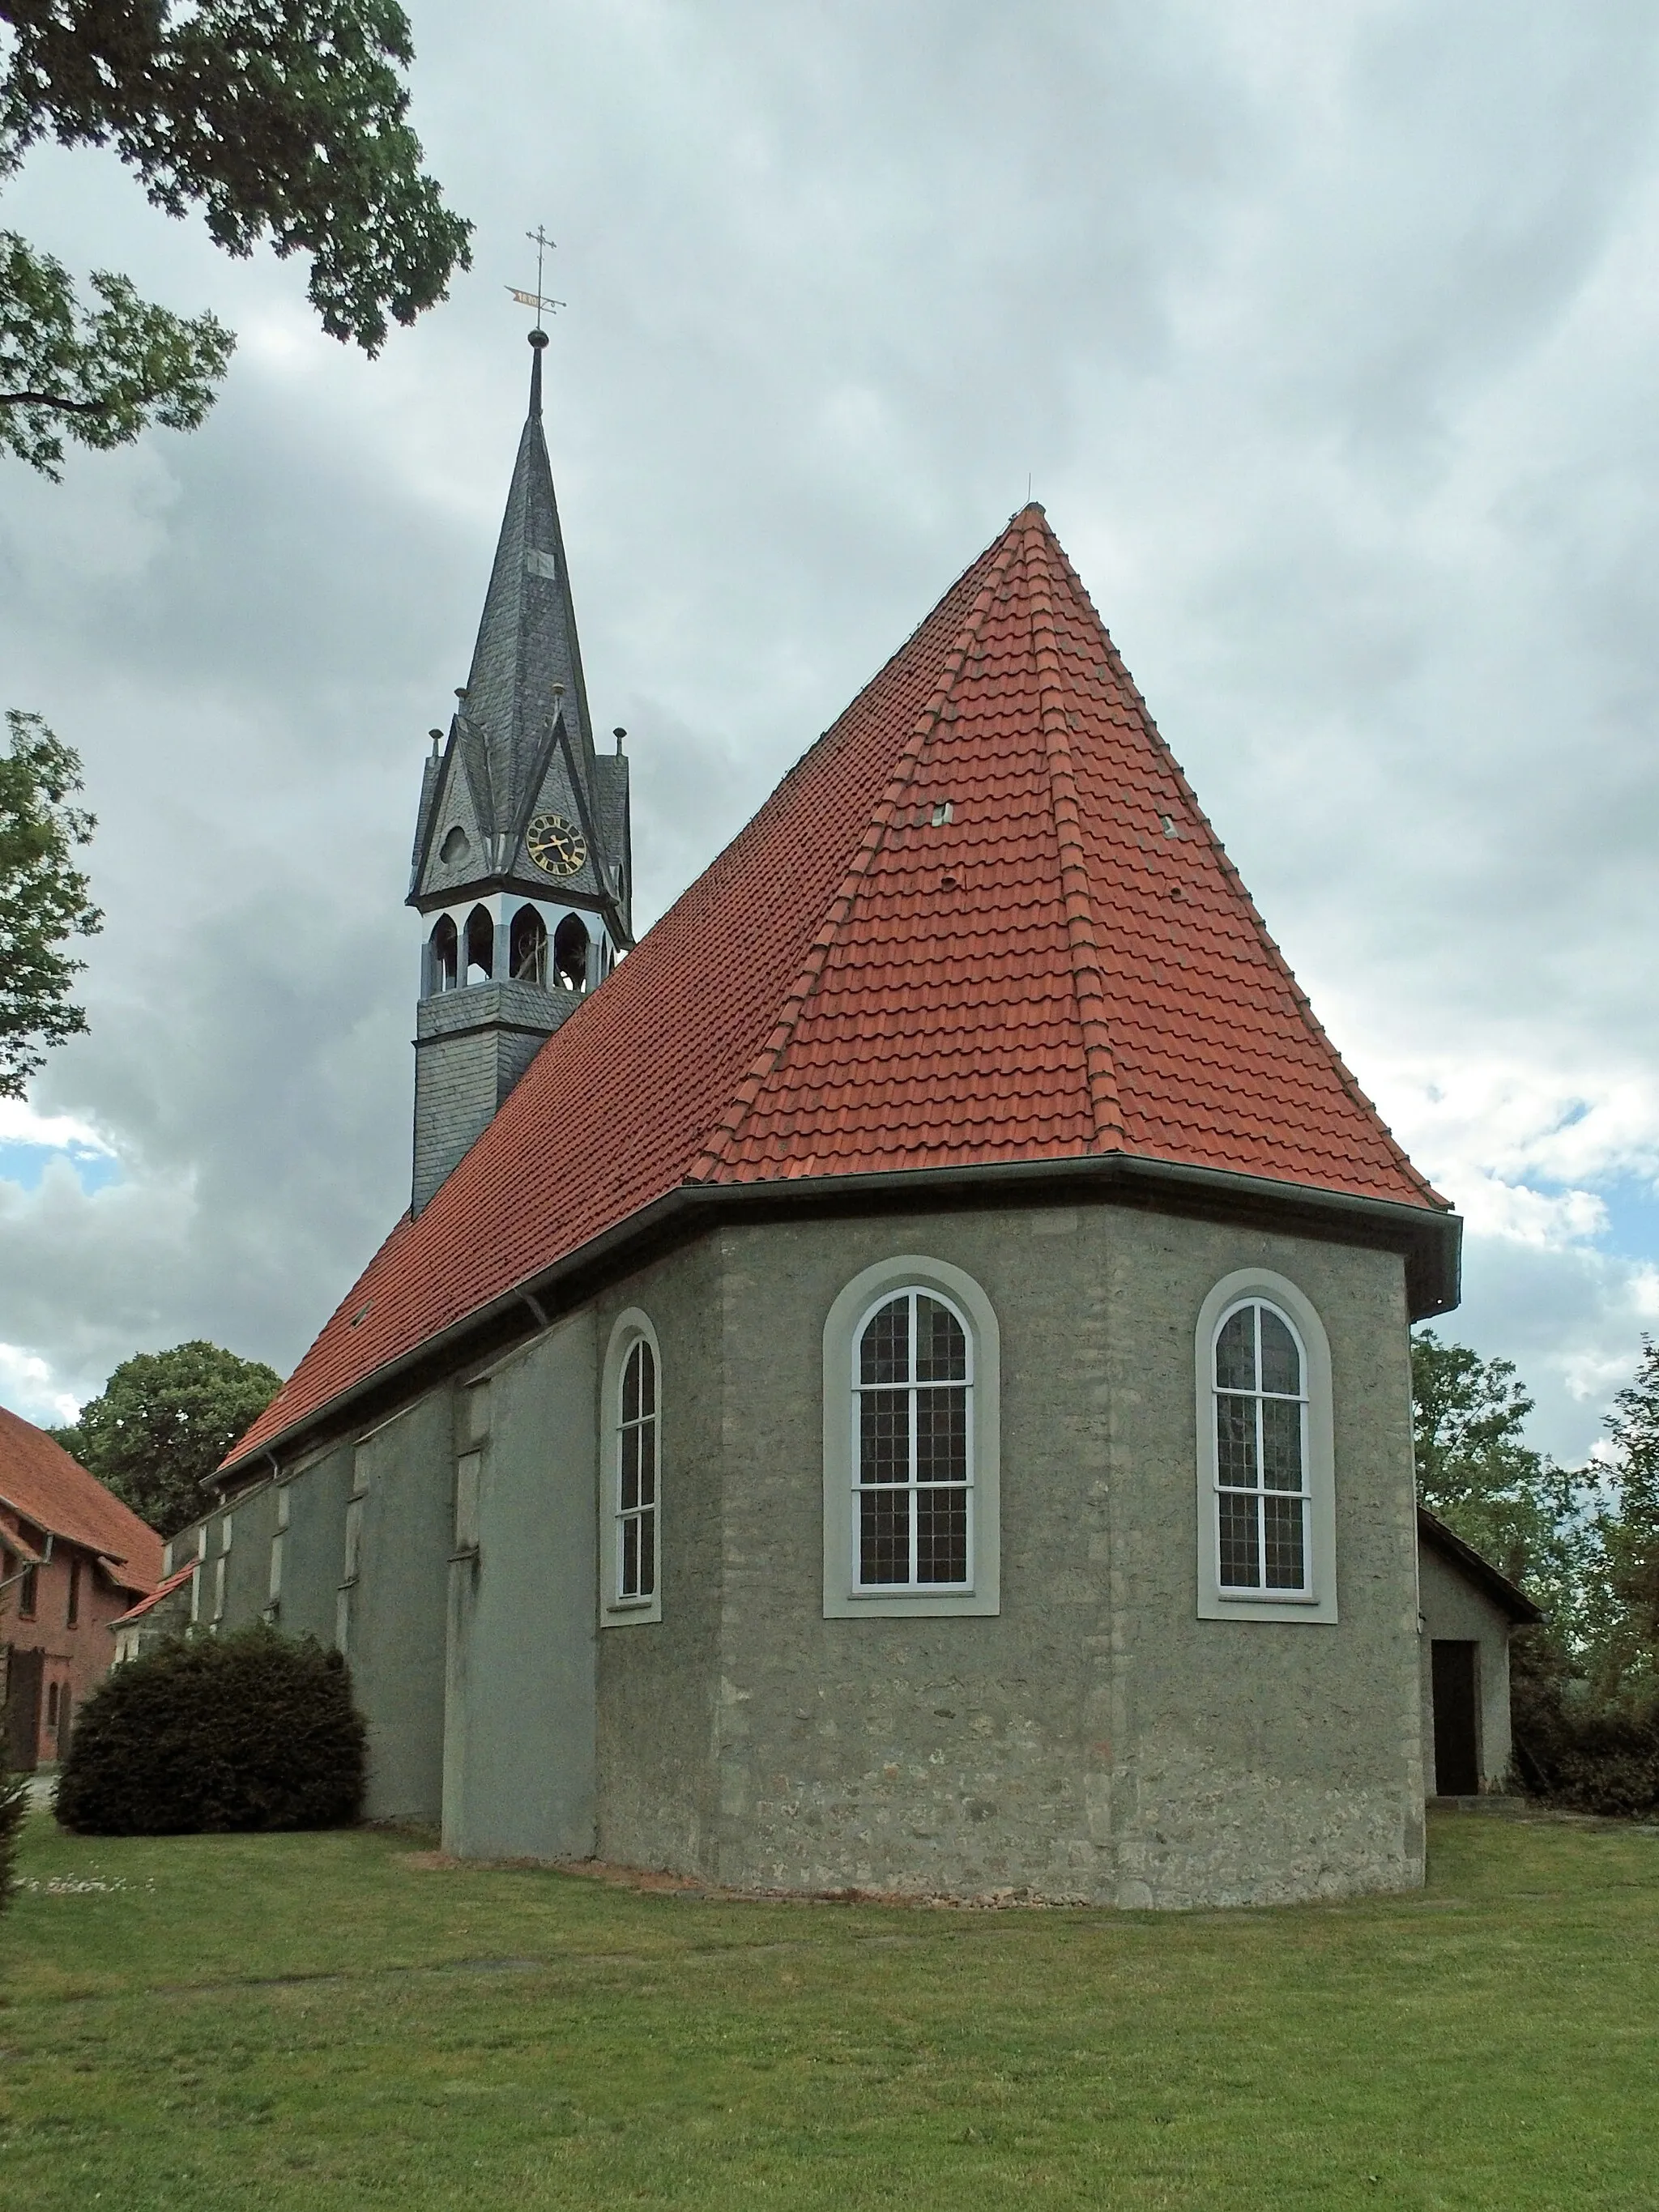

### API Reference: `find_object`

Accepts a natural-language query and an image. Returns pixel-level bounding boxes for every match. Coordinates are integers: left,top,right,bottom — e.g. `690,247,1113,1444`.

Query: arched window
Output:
510,904,548,984
1213,1299,1309,1594
601,1311,662,1625
854,1289,972,1588
552,913,588,993
618,1338,657,1599
1193,1270,1337,1624
821,1258,1000,1617
428,914,458,994
464,905,494,987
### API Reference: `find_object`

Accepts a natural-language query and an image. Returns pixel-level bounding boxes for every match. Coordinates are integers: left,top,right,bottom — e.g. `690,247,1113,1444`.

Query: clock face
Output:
526,812,588,879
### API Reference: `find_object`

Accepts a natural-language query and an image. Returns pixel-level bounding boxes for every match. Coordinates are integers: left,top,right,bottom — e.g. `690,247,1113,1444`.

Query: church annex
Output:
202,335,1468,1908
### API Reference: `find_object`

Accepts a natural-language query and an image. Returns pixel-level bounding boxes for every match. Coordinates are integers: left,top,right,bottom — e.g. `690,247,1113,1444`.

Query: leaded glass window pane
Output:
1260,1397,1302,1492
1218,1490,1260,1588
915,1297,967,1383
1262,1493,1305,1590
860,1488,911,1583
1214,1306,1255,1391
1259,1309,1300,1397
860,1297,910,1386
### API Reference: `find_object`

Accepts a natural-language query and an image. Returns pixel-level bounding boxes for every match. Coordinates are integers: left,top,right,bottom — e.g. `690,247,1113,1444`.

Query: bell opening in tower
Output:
553,914,588,993
510,905,548,986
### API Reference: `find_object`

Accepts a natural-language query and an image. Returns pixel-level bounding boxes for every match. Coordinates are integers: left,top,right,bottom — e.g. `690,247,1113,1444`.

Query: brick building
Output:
192,336,1530,1904
1,1406,163,1770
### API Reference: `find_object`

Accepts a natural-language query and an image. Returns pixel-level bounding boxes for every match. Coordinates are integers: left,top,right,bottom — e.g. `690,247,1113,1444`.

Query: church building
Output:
200,333,1497,1907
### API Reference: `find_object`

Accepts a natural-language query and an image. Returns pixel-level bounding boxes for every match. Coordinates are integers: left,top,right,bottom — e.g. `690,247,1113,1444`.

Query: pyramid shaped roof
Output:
228,505,1451,1472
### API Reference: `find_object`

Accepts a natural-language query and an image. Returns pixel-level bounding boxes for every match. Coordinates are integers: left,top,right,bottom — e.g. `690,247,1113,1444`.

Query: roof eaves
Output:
0,1487,130,1570
220,1150,1461,1478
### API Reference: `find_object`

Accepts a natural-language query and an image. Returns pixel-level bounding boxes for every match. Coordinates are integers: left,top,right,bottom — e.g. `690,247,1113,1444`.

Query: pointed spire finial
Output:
506,227,563,421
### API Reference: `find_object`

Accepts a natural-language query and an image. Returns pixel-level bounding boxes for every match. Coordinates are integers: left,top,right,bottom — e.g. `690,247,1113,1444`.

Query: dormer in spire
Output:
409,334,633,1215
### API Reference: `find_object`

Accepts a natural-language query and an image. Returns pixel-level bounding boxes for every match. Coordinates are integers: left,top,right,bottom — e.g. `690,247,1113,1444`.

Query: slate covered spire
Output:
410,331,628,935
406,332,633,1217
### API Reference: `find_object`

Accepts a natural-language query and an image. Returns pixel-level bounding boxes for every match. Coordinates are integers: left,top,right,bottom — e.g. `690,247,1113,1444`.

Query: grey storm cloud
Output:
3,0,1659,1460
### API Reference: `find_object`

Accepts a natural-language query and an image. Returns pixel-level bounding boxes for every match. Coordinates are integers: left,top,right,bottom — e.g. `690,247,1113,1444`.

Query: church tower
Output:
407,330,633,1214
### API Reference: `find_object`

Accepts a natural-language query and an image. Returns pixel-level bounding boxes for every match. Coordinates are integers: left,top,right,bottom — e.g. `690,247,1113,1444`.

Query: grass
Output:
2,1811,1657,2210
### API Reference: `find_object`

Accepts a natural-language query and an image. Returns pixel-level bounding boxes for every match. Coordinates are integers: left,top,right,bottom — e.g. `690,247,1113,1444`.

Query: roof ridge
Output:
685,523,1025,1184
1038,527,1445,1208
1021,513,1124,1151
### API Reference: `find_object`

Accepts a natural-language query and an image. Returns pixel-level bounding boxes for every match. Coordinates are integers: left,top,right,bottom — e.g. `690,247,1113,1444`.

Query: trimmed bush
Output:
57,1626,366,1835
0,1731,26,1909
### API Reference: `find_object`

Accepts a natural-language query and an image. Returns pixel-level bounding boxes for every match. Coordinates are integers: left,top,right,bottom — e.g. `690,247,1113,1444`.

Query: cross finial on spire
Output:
506,224,565,335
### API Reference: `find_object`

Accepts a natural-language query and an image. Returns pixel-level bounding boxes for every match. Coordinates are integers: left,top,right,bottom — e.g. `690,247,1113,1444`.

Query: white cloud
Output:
0,1344,82,1429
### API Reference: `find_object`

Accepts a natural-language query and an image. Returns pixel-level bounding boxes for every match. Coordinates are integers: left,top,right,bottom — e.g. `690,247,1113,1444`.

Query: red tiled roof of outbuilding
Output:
227,505,1445,1471
0,1404,164,1593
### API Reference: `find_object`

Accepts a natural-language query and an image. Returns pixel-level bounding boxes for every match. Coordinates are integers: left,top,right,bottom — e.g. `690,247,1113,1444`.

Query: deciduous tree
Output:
52,1341,281,1539
0,709,100,1096
1410,1329,1593,1636
1595,1336,1659,1703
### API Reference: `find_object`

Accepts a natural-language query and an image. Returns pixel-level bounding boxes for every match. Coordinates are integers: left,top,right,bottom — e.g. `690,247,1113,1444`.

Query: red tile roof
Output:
0,1404,164,1593
109,1560,197,1628
228,505,1445,1471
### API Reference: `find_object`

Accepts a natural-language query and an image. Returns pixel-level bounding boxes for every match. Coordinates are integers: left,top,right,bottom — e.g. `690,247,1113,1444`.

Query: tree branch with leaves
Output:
0,0,471,475
0,709,100,1096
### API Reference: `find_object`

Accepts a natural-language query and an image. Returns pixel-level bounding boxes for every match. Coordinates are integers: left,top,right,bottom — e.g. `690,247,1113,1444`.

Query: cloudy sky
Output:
3,0,1658,1463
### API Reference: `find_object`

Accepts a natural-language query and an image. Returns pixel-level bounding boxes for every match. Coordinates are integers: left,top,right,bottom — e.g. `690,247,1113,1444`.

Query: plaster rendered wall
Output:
695,1200,1422,1909
1418,1546,1514,1792
442,1312,599,1860
221,1481,279,1626
272,1443,355,1649
593,1239,724,1873
343,1394,452,1823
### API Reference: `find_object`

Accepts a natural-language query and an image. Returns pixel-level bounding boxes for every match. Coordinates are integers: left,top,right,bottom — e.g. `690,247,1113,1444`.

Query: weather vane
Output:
507,224,565,328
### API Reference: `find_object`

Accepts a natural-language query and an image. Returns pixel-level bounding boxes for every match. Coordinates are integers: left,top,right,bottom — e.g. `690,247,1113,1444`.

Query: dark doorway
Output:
1431,1639,1481,1796
3,1645,43,1772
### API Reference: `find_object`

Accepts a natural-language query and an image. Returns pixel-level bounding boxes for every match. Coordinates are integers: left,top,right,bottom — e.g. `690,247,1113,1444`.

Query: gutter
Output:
219,1150,1461,1484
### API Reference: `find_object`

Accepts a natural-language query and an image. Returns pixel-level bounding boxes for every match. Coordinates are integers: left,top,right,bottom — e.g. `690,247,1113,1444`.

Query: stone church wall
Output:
442,1311,598,1860
342,1396,452,1825
669,1198,1423,1907
593,1238,726,1873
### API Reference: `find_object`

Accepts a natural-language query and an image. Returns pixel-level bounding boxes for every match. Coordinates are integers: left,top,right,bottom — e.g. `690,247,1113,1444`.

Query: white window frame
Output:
1195,1268,1337,1625
600,1309,662,1627
822,1255,1000,1618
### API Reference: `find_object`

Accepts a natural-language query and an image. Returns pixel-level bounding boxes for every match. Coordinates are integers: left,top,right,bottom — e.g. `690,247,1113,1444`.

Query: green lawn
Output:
2,1810,1657,2210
